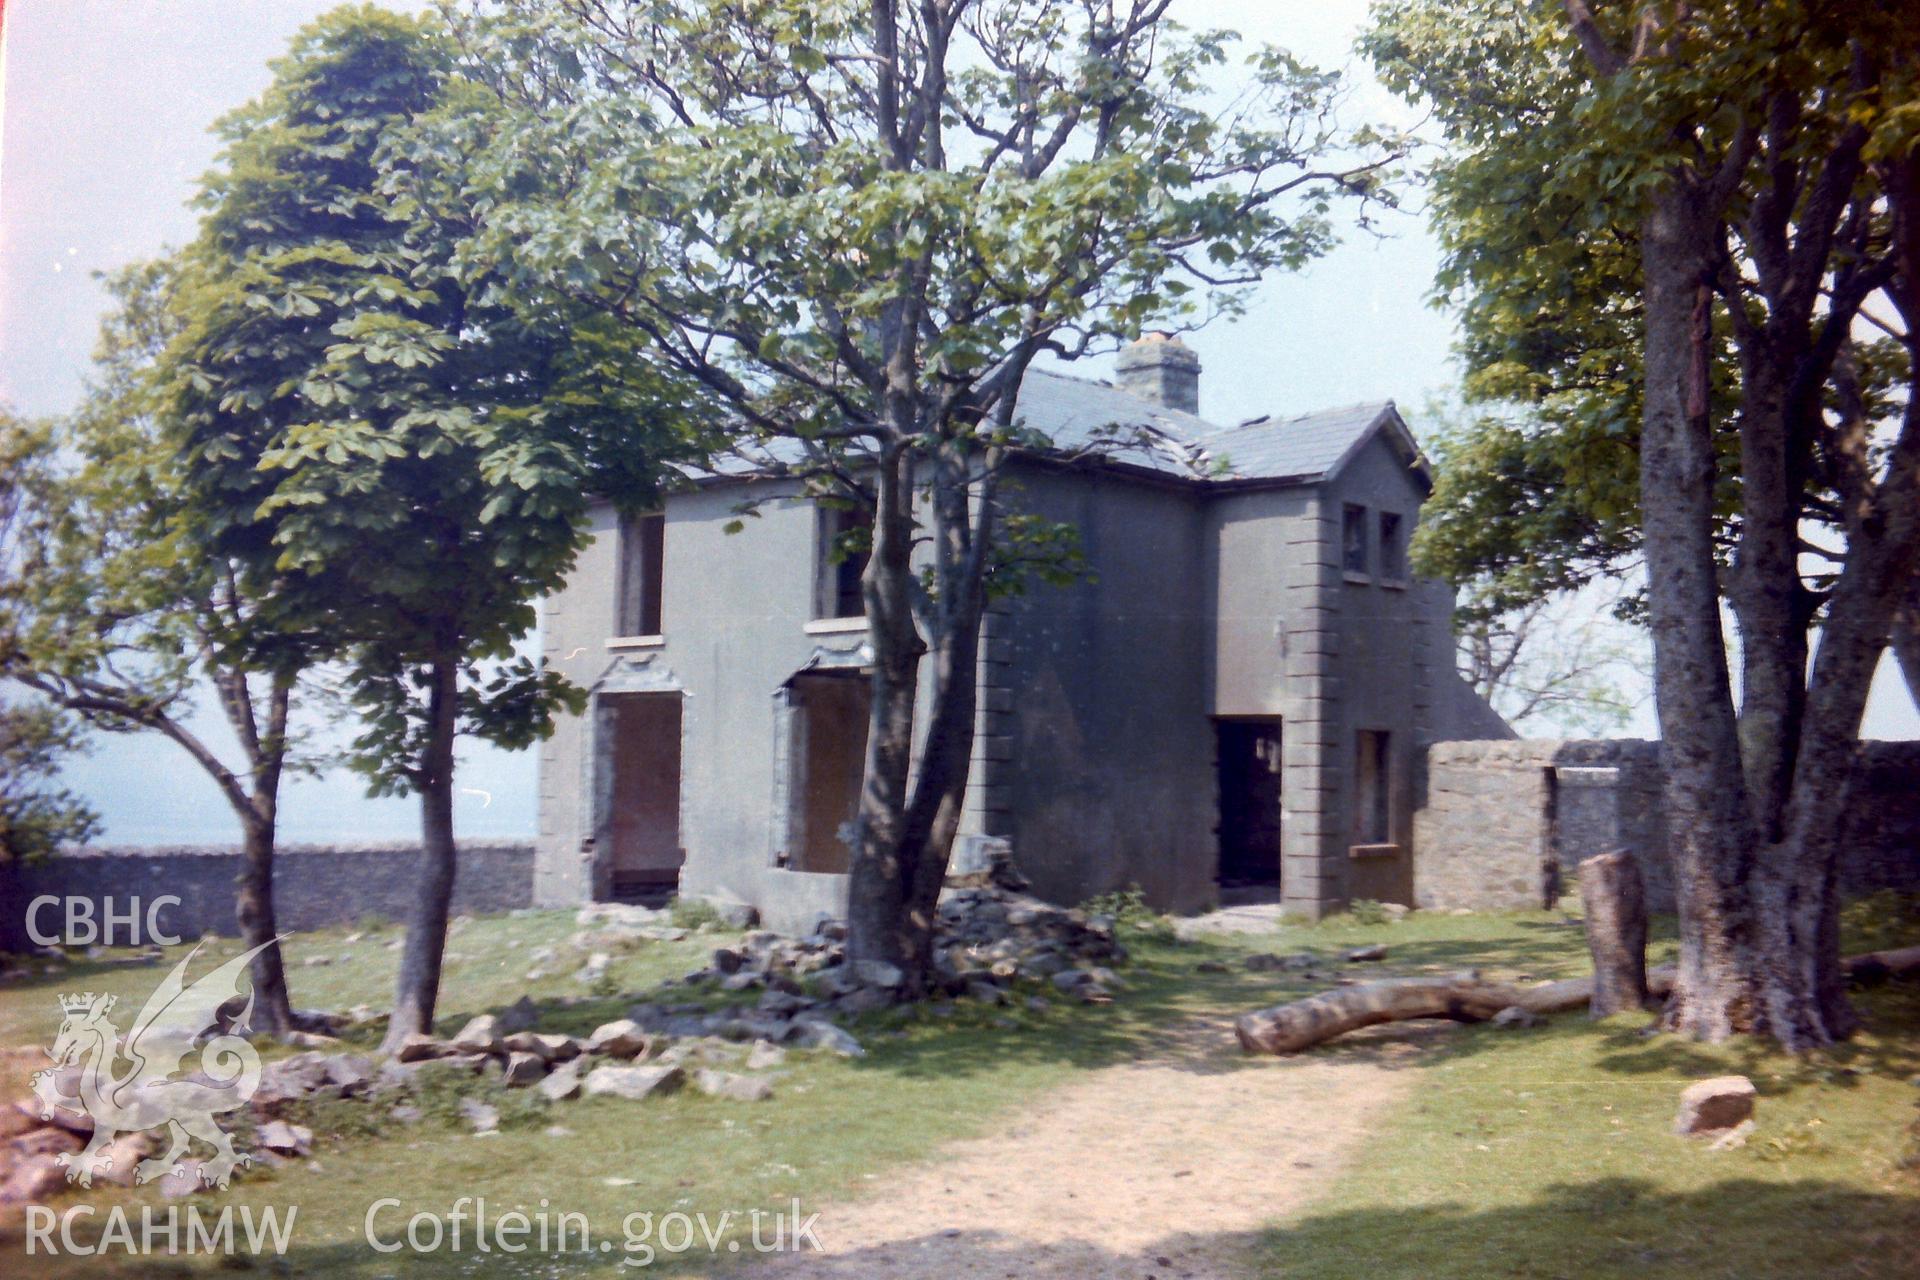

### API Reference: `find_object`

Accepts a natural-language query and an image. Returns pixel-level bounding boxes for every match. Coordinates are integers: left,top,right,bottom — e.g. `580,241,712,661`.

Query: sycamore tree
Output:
169,7,702,1048
0,269,313,1027
442,0,1403,988
1368,0,1920,1047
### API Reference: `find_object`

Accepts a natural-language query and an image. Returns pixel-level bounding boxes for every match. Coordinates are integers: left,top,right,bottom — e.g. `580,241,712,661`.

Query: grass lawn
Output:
0,898,1915,1278
1258,897,1920,1280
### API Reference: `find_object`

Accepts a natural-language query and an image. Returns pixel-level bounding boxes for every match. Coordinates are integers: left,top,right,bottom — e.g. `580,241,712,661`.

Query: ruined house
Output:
534,336,1511,931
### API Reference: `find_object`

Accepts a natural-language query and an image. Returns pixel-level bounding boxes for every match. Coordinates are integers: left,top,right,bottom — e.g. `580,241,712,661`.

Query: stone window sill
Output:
607,634,666,650
804,617,869,635
1343,571,1373,586
1380,577,1411,591
1349,842,1401,860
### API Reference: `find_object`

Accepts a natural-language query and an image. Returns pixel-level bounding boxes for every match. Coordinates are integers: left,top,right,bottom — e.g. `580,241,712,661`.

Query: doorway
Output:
1217,718,1283,898
604,693,684,902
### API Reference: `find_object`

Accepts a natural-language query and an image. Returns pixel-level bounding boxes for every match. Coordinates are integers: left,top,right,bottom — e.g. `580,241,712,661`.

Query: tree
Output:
0,426,101,874
168,6,700,1048
1452,593,1640,735
1411,400,1644,733
443,0,1402,988
0,273,313,1027
1367,0,1920,1047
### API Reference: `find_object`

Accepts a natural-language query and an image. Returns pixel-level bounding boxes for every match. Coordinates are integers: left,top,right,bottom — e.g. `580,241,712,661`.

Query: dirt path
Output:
723,1014,1433,1280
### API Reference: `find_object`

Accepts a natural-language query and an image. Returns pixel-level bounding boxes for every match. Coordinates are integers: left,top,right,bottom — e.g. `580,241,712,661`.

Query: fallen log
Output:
1232,977,1524,1055
1235,948,1916,1055
1848,945,1920,985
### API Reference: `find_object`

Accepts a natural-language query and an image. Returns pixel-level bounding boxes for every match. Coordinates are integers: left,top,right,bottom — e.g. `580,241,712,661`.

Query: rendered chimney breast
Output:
1115,332,1201,415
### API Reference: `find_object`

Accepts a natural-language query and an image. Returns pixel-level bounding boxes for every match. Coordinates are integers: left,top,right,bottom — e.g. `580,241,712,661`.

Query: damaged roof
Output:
1017,369,1428,490
693,368,1428,492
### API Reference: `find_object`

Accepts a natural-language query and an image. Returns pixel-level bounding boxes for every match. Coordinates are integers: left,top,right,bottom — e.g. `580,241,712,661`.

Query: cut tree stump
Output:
1578,849,1649,1016
1235,948,1914,1055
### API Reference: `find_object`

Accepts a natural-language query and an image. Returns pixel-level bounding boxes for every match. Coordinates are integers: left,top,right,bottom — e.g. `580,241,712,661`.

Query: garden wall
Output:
1412,739,1920,912
1,841,535,951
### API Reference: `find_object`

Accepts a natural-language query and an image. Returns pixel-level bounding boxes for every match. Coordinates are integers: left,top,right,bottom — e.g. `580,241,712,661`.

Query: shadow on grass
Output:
68,1172,1915,1279
1251,1174,1920,1280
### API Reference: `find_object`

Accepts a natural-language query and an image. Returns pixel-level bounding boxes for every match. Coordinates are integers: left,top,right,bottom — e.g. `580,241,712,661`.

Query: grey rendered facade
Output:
534,339,1510,929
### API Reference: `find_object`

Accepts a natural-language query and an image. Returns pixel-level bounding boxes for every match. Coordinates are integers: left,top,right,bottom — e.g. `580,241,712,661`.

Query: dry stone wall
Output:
1413,740,1918,913
2,842,533,949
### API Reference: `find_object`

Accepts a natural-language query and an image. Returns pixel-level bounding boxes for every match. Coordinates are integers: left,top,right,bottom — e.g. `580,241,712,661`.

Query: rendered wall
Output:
540,483,875,932
992,463,1217,912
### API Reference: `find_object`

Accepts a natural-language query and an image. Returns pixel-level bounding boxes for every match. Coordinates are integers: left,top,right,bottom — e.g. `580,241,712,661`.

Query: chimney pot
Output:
1115,333,1201,415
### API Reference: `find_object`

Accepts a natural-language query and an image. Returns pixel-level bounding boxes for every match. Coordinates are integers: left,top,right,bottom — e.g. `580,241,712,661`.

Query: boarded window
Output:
1342,503,1369,577
1379,511,1406,581
817,505,870,620
1354,729,1391,845
617,512,665,636
787,673,870,872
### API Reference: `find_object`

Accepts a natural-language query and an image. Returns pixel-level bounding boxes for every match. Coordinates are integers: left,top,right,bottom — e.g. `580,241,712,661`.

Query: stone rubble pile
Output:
3,885,1129,1205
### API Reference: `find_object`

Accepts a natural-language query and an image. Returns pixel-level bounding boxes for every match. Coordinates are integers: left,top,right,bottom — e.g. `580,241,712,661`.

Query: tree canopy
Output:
167,4,709,1042
439,0,1405,983
1370,0,1920,1049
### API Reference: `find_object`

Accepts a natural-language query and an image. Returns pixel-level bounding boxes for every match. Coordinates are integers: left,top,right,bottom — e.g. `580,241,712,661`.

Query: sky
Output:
0,0,1914,844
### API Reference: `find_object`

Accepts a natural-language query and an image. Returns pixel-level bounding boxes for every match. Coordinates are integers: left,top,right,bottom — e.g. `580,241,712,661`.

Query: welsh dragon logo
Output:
30,941,274,1190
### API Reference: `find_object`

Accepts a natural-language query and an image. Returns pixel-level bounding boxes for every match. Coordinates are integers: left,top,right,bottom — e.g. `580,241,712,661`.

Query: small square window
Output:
817,505,870,620
1379,511,1406,582
617,511,664,636
1342,504,1369,577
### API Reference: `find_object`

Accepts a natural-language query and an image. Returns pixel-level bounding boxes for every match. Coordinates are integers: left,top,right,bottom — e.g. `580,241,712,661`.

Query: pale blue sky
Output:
1,1,1912,843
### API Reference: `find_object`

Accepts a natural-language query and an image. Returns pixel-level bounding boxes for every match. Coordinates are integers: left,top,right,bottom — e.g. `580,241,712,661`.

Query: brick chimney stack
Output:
1115,332,1201,415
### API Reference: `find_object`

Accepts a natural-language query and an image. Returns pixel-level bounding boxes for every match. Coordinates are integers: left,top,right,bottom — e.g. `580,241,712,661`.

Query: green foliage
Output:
1367,1,1918,616
0,266,297,755
1347,898,1389,926
1081,884,1169,941
1362,2,1779,600
1841,892,1920,957
0,703,99,863
166,5,706,794
439,0,1404,622
1410,398,1645,621
666,896,727,932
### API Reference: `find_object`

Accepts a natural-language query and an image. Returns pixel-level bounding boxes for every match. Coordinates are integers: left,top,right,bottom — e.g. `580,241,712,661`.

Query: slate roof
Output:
693,369,1422,490
1014,370,1420,488
1196,401,1414,485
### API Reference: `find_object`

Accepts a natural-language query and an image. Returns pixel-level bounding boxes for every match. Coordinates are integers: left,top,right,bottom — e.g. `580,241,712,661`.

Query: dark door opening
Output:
606,693,684,903
1217,719,1283,896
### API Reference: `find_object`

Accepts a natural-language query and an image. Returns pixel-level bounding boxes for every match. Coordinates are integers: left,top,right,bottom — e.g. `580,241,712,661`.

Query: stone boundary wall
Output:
1,842,534,950
1413,740,1920,913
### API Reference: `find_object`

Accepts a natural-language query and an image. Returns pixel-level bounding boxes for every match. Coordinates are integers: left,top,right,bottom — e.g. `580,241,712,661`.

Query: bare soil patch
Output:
718,1014,1439,1279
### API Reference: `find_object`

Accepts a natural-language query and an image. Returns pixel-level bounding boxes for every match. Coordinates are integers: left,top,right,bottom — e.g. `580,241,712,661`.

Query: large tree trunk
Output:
1728,364,1810,842
1578,849,1648,1017
1637,191,1767,1041
1756,388,1920,1047
893,452,994,987
846,447,929,982
381,655,460,1052
234,812,294,1037
845,441,999,993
